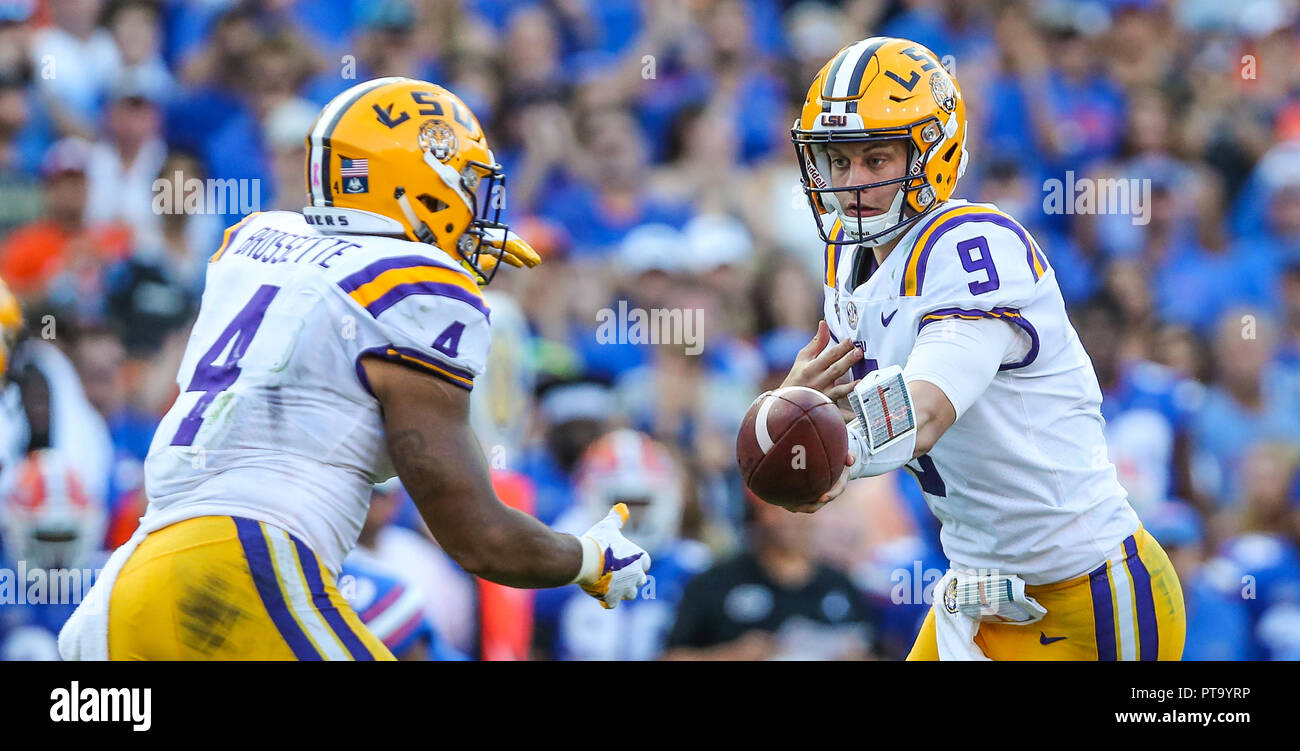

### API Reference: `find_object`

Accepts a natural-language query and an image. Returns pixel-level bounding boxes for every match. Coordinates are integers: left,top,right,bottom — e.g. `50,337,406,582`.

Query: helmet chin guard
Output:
827,184,912,248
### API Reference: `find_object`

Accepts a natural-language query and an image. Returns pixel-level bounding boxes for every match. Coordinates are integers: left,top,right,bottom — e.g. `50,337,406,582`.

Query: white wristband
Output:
569,534,602,585
847,418,917,479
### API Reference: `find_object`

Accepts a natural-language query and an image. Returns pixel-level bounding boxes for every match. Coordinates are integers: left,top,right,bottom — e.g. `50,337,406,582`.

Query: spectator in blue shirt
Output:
1194,311,1300,505
1143,501,1252,660
1225,180,1300,317
539,108,692,258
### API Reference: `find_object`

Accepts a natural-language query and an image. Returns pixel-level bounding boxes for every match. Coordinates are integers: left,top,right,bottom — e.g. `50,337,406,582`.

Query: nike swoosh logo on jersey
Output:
603,548,643,574
881,309,898,327
1039,632,1067,645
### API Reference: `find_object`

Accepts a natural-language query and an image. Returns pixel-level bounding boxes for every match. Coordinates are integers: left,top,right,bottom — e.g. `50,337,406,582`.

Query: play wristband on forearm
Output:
847,365,919,479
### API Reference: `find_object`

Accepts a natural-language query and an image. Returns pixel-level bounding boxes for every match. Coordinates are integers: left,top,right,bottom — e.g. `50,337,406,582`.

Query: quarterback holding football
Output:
781,37,1185,660
58,78,651,660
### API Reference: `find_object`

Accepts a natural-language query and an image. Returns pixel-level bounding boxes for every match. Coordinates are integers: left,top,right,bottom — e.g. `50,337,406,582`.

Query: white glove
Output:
571,503,652,609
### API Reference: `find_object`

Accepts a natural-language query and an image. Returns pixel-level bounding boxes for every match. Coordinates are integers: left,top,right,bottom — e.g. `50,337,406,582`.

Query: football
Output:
736,386,848,507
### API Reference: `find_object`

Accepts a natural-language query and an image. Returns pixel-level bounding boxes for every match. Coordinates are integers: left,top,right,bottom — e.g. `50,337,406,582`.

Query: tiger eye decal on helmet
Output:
792,37,968,247
418,119,458,163
304,77,512,285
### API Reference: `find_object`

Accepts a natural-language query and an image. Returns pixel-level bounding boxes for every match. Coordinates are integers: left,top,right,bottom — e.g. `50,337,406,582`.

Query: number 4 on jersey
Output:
171,285,280,446
432,321,464,358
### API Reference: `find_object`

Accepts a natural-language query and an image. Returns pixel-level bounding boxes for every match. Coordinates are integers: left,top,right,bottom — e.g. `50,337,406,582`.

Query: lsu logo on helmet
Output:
302,77,516,284
792,37,969,246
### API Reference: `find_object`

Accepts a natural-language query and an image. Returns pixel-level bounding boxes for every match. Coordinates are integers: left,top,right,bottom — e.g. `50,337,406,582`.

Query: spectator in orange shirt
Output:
0,137,131,303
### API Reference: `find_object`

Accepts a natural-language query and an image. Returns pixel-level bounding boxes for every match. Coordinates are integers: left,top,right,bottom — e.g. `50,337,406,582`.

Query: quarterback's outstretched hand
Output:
781,320,861,405
479,227,542,270
572,503,652,609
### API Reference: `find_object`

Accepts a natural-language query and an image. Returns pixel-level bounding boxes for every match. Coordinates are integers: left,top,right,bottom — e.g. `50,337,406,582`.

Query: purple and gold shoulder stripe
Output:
209,213,262,263
338,255,491,321
900,206,1049,297
918,306,1040,371
355,344,476,392
825,218,847,288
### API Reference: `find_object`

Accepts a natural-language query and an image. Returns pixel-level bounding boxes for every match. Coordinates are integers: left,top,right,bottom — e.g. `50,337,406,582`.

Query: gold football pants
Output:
907,526,1185,661
109,515,394,660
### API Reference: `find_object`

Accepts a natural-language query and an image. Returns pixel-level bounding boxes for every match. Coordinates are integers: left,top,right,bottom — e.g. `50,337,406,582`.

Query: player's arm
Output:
366,356,577,587
856,316,1019,471
363,357,649,604
905,380,956,456
779,319,951,447
788,316,1016,512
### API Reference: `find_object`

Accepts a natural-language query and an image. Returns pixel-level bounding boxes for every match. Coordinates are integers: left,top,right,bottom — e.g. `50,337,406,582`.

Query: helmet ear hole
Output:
418,194,448,213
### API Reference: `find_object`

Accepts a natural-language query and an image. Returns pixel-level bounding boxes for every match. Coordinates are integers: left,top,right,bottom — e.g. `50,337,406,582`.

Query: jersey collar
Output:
839,199,964,296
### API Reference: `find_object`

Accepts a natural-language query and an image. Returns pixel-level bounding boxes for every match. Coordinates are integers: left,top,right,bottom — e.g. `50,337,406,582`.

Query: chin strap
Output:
394,187,437,244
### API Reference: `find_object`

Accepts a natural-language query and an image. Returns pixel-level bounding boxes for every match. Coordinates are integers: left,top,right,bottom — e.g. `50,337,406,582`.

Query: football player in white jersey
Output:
779,38,1185,660
58,78,651,661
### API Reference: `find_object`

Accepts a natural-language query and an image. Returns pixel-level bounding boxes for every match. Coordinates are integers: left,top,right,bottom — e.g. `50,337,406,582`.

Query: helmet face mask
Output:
792,38,968,248
451,159,511,285
28,526,86,570
794,129,940,246
392,156,511,284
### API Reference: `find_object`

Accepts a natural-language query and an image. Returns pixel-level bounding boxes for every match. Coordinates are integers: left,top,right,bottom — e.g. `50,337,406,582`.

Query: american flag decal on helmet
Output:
340,157,369,193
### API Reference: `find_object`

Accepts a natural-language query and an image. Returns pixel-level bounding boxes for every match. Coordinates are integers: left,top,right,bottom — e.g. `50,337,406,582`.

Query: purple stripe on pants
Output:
1089,559,1117,661
1124,534,1160,661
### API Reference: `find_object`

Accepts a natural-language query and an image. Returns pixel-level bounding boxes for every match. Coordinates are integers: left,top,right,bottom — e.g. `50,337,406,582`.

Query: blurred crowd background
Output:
1,0,1300,661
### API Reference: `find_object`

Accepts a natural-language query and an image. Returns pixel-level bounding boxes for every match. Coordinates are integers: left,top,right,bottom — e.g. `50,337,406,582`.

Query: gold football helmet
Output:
792,37,968,246
302,77,538,284
0,275,20,378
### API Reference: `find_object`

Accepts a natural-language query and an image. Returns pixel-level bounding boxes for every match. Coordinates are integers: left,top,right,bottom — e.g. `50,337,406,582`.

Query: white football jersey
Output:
823,200,1138,584
142,211,491,574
